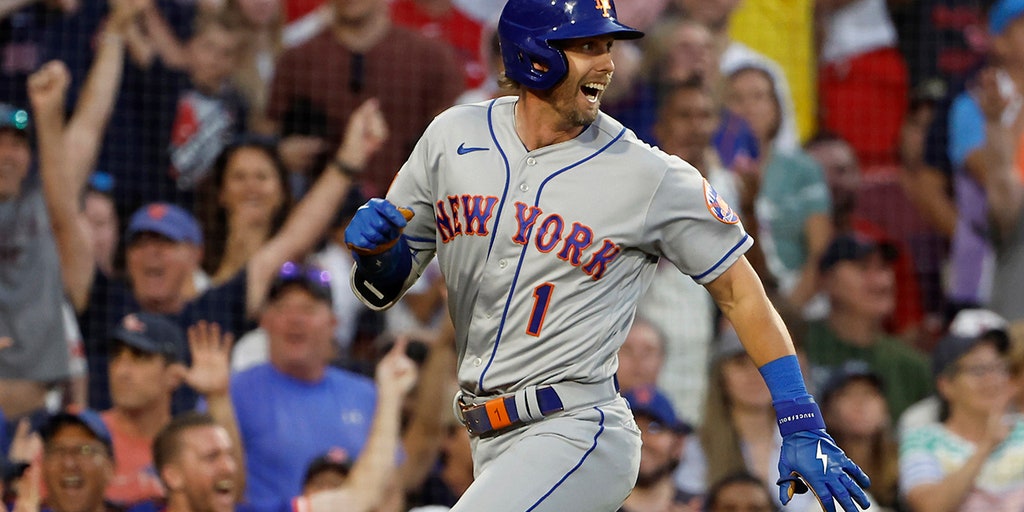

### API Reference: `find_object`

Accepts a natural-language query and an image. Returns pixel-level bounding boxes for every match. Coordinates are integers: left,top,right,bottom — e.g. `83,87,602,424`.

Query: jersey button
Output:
473,357,483,367
526,157,537,166
498,259,508,268
519,183,529,192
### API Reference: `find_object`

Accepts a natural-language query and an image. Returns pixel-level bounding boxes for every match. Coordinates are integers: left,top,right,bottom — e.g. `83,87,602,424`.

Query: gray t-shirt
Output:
0,178,70,381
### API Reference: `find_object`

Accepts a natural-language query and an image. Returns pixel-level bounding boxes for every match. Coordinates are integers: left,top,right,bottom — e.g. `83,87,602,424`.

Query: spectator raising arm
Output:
245,98,388,316
27,2,130,312
977,67,1024,237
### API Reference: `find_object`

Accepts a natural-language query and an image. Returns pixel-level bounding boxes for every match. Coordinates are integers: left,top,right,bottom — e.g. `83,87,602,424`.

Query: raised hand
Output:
375,338,419,398
184,321,234,397
345,198,414,256
336,98,389,171
27,61,71,117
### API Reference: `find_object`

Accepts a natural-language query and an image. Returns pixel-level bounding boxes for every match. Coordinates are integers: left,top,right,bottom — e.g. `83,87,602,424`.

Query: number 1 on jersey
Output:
526,283,555,337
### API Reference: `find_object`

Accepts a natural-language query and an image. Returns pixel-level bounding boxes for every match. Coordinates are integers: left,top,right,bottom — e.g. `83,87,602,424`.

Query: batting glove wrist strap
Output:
774,396,826,436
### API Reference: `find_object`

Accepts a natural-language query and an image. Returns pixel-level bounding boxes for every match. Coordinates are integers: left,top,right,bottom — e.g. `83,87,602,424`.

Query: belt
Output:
454,378,618,438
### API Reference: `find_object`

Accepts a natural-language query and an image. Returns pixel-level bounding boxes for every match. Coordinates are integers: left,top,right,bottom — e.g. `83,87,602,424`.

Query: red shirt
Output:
390,0,486,89
101,410,166,505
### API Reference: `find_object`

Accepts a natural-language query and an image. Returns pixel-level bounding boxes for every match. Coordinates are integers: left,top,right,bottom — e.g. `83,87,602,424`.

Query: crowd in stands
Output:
2,0,1024,511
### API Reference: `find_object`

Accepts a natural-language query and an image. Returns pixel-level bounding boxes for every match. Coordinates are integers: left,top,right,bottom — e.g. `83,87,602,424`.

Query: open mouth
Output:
581,82,606,103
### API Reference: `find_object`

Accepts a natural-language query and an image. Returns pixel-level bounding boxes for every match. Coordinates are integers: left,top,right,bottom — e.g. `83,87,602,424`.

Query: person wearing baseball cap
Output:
621,385,695,512
102,312,188,505
38,408,117,512
805,234,932,420
899,308,1024,511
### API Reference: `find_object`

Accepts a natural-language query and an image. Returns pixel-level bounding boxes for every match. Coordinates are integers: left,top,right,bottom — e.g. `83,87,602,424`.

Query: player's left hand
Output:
777,429,871,512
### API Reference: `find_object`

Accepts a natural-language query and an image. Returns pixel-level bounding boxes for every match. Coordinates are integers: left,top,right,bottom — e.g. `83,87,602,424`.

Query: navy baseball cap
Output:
126,203,203,245
268,261,333,305
818,234,897,272
623,385,692,434
111,312,187,362
0,103,30,137
932,309,1010,377
40,409,114,458
990,0,1024,35
818,360,884,405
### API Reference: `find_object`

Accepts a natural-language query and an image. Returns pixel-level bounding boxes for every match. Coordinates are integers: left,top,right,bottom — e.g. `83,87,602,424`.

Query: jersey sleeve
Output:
645,161,753,284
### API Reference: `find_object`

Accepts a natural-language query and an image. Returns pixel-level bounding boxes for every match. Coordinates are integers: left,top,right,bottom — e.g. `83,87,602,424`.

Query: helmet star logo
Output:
595,0,612,17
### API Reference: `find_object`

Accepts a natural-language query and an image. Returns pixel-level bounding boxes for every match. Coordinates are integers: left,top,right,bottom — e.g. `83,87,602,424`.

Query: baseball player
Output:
344,1,871,511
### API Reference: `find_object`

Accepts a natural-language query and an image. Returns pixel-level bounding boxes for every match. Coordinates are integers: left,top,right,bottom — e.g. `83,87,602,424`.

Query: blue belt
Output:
459,386,564,438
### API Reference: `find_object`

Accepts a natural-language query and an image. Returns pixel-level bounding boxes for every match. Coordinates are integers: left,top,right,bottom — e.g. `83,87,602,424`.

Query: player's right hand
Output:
777,429,871,512
345,198,414,256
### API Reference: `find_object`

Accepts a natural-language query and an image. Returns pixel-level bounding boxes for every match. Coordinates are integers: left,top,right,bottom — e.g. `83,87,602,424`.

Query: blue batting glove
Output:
776,402,871,512
344,198,410,255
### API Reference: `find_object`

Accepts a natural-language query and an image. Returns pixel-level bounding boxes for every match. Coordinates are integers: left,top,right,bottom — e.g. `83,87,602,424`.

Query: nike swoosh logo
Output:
457,143,489,155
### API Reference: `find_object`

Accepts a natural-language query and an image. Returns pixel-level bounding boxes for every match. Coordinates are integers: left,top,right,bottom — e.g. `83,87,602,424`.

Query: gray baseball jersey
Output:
368,96,752,396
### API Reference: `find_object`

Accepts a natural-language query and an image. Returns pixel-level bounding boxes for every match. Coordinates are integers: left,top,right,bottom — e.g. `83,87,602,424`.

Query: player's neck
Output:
514,96,586,151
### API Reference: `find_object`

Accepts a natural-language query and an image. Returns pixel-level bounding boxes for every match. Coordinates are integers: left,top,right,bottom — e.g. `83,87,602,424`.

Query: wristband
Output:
774,396,826,435
758,355,809,402
330,159,362,177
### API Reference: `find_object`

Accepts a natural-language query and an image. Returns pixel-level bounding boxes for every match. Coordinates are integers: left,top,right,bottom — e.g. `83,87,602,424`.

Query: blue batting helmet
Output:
498,0,643,90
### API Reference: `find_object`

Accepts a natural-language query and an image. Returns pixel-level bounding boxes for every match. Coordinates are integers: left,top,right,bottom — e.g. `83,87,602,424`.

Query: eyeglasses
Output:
45,443,108,461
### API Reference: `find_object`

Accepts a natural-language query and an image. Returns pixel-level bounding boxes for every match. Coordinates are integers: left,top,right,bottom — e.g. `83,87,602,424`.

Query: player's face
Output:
720,353,771,410
109,343,180,413
725,68,779,144
126,232,200,312
544,35,616,127
262,286,337,374
654,87,718,164
707,480,775,512
0,130,31,200
824,252,895,320
166,426,237,512
43,425,114,512
824,379,889,439
219,146,287,226
617,322,665,392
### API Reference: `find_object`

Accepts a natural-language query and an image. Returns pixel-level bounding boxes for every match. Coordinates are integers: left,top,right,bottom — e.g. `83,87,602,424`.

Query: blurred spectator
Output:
229,262,377,512
197,138,292,286
668,0,801,153
817,0,909,168
101,312,188,506
224,0,285,134
724,65,832,310
156,338,417,512
620,386,697,512
674,328,819,510
390,0,485,90
449,0,503,23
635,79,744,422
0,0,78,109
942,0,1024,316
806,132,925,338
6,18,132,416
266,0,464,197
616,317,667,395
300,448,351,495
728,0,816,142
38,409,115,512
899,317,1024,511
805,234,932,418
166,12,249,194
454,23,506,105
703,472,778,512
974,59,1024,322
818,361,899,510
84,172,120,279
